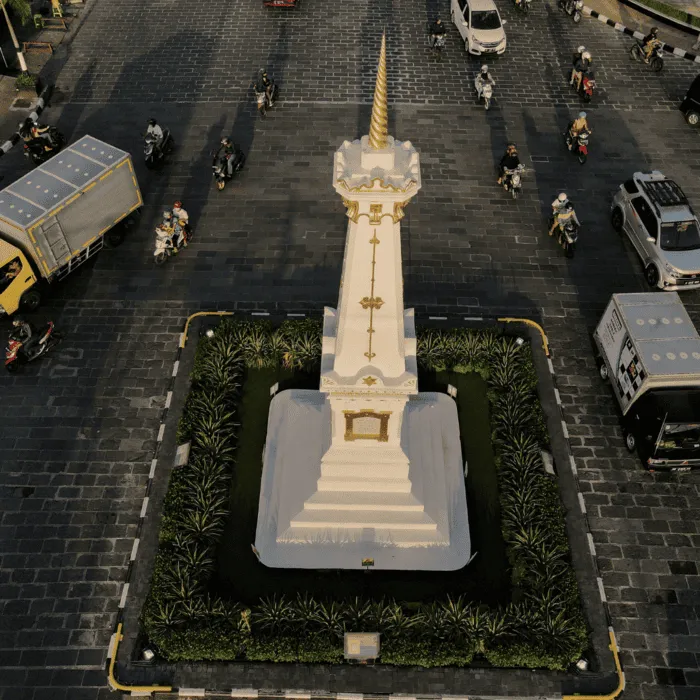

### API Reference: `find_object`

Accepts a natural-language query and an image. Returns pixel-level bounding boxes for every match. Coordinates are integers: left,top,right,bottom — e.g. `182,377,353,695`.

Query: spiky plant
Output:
344,596,371,631
312,600,348,639
172,540,215,574
291,593,320,632
146,599,185,634
254,595,295,634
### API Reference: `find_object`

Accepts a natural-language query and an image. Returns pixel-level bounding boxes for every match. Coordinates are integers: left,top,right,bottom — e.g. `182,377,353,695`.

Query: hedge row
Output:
142,321,587,669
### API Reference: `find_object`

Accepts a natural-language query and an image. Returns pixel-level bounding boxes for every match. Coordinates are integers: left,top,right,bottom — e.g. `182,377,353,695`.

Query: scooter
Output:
565,129,590,165
513,0,531,13
549,216,579,258
630,41,664,72
579,74,596,102
153,224,191,265
475,77,495,110
22,127,65,165
559,0,583,22
211,147,246,191
254,83,279,118
501,164,525,200
5,322,61,373
144,129,174,169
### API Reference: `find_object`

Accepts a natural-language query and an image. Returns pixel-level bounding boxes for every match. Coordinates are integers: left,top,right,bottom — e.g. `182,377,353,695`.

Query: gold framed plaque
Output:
343,410,391,442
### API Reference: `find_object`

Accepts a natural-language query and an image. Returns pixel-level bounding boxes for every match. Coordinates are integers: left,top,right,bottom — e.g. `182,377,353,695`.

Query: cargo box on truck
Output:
0,135,142,316
594,292,700,472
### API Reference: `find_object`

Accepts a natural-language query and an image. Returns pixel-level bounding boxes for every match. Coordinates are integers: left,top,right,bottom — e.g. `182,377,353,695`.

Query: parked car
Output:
450,0,507,56
611,171,700,290
680,73,700,126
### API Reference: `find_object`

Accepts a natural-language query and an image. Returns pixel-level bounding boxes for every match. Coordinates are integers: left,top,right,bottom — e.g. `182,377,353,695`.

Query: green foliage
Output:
145,321,587,669
14,72,36,90
632,0,700,29
4,0,33,26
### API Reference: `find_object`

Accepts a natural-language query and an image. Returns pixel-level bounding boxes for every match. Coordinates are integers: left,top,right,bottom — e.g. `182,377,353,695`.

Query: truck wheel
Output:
611,207,623,232
598,363,608,380
686,111,699,126
645,263,660,287
625,432,636,452
104,227,126,249
20,288,41,312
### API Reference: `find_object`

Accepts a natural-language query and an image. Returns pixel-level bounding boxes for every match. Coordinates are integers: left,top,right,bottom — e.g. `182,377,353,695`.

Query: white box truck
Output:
0,135,142,316
594,292,700,471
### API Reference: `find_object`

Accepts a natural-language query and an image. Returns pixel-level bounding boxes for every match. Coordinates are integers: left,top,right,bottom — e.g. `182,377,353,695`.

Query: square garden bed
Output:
141,319,588,669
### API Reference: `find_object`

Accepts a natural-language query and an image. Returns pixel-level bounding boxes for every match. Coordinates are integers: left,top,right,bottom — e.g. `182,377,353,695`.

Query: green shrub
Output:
15,72,37,91
144,321,587,668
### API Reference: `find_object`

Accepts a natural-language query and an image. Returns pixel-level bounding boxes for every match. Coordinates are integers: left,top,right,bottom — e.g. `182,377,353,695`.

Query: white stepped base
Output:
304,491,424,511
254,390,471,570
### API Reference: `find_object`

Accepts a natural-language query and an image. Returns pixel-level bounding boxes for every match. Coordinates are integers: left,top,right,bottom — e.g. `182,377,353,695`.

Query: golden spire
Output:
368,32,388,150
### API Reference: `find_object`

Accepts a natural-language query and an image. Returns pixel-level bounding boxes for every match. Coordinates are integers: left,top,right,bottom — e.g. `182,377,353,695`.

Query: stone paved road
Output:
1,0,700,698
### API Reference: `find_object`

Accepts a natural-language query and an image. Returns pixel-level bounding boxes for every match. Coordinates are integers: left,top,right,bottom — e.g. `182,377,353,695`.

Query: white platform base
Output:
254,390,471,570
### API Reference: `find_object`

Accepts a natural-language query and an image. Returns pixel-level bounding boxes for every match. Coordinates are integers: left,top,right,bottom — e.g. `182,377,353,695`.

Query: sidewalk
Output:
585,0,700,52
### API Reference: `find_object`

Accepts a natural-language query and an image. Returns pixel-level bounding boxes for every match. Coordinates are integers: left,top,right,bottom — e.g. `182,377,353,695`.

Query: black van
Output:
680,74,700,126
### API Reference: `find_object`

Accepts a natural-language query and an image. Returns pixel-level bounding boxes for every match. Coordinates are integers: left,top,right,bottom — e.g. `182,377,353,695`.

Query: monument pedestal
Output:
255,390,470,570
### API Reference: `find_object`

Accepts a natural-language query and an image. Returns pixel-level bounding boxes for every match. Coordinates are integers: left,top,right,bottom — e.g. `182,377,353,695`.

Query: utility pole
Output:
0,1,28,73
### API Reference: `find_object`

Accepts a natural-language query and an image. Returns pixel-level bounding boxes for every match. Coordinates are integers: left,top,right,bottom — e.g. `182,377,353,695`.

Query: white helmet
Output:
481,64,488,72
582,51,591,60
558,193,568,202
577,45,585,54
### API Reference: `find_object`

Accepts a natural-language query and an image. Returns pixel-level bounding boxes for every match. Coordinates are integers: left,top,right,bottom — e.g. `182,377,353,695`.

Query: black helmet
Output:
12,316,23,326
436,17,442,23
148,118,157,126
650,26,659,35
507,142,516,150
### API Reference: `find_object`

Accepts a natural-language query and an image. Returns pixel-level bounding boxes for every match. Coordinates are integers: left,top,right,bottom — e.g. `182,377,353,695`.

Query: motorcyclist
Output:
429,18,446,47
11,317,39,357
475,64,495,100
568,111,590,145
172,200,190,244
571,46,585,78
146,118,165,151
642,27,662,62
219,138,242,177
571,50,591,91
257,69,275,104
549,193,580,236
497,143,521,186
21,118,55,150
159,211,181,252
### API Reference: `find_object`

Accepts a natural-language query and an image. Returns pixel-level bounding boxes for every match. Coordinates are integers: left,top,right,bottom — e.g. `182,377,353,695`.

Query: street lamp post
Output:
0,1,28,73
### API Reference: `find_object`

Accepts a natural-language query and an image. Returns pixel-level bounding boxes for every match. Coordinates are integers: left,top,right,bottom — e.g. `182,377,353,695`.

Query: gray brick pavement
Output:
1,0,700,698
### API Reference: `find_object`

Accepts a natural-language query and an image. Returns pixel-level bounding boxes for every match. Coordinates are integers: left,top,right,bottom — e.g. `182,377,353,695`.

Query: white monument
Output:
254,35,470,570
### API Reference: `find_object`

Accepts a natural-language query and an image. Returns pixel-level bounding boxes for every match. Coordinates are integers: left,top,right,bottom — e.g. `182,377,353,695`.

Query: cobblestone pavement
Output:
1,0,700,698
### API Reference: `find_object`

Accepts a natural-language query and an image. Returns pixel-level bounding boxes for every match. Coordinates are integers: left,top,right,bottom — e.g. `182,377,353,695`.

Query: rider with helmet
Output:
569,111,591,143
429,18,446,47
571,50,592,91
475,64,496,100
549,193,581,236
497,143,521,185
642,27,662,62
146,118,165,151
11,317,39,357
257,69,275,104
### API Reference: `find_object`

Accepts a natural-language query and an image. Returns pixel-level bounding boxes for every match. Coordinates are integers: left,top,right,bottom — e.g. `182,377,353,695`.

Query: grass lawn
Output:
212,369,510,607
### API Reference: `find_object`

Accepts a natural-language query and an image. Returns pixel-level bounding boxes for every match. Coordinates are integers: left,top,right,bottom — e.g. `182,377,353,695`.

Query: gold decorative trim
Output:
343,410,391,442
368,33,388,150
337,177,418,194
359,296,384,310
362,376,377,386
393,200,410,222
363,228,381,361
341,197,359,223
369,203,383,225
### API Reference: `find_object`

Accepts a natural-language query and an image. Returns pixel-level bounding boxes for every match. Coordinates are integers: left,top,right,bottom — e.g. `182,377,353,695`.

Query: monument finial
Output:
368,32,388,150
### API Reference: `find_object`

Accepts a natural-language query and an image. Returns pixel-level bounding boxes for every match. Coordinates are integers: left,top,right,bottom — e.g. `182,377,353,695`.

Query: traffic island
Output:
111,315,620,698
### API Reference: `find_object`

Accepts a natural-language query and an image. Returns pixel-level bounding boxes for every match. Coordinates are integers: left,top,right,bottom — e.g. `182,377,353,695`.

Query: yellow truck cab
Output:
0,135,142,316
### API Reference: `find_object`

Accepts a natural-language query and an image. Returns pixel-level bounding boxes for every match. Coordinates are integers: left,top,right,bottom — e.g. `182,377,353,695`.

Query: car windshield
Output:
656,423,700,454
660,220,700,251
471,10,501,30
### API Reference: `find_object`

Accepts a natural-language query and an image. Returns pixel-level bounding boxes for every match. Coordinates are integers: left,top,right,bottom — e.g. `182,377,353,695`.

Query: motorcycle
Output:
513,0,531,13
565,129,590,165
428,32,446,61
559,0,583,22
579,74,596,103
549,216,579,257
254,82,279,118
501,164,525,199
153,223,191,265
22,126,65,165
630,41,664,72
5,322,61,373
211,147,246,191
144,129,174,169
480,82,493,110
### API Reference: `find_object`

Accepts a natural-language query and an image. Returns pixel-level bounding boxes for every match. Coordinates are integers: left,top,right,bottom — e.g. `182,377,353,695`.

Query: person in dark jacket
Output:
429,18,446,47
497,143,521,185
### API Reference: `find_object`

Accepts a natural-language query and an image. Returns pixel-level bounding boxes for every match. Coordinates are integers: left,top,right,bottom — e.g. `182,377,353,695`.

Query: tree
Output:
1,0,33,73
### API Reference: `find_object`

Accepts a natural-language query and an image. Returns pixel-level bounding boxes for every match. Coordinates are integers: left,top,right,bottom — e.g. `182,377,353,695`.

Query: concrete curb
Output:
584,5,700,61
